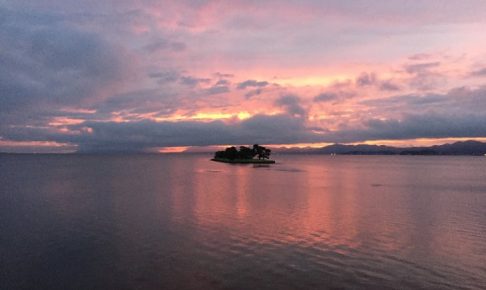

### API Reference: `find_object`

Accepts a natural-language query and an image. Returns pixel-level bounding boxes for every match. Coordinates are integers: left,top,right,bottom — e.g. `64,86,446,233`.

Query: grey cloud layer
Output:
275,95,307,117
2,114,322,152
237,80,269,89
328,113,486,143
0,6,127,122
2,1,486,152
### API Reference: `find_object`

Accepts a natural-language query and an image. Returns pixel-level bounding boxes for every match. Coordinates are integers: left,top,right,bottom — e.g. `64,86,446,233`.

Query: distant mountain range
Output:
276,141,486,156
2,140,486,156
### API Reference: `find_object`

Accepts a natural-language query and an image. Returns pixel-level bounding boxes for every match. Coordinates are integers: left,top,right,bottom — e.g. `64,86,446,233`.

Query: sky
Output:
1,0,486,153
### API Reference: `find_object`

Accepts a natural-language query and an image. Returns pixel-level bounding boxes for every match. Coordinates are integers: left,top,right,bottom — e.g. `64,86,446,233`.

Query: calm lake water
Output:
1,154,485,289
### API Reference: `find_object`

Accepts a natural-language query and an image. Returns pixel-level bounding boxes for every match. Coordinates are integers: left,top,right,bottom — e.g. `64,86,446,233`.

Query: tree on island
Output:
214,144,272,160
252,144,271,160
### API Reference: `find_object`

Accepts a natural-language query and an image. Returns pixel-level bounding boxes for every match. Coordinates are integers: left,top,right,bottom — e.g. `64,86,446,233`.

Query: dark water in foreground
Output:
1,154,485,289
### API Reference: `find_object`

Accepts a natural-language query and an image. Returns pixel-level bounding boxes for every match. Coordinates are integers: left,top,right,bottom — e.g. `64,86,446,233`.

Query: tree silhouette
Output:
253,144,271,159
239,146,257,159
214,144,271,160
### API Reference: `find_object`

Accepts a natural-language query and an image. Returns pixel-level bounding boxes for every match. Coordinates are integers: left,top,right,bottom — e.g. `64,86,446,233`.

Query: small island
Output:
211,144,276,164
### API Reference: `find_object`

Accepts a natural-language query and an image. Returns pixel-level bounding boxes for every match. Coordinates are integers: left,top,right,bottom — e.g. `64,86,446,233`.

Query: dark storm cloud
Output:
94,89,179,116
379,80,401,91
313,88,356,103
215,79,230,86
149,71,180,83
331,85,486,142
2,1,486,153
180,76,211,87
445,86,486,110
0,4,134,152
75,114,321,151
237,80,269,89
7,109,486,152
205,85,230,95
405,62,440,74
143,38,186,53
148,71,214,87
275,95,307,117
313,93,339,102
403,62,444,91
355,72,401,91
361,86,486,113
244,88,263,99
3,85,486,151
361,94,447,109
0,6,127,120
356,72,377,87
327,113,486,143
470,67,486,77
1,114,322,152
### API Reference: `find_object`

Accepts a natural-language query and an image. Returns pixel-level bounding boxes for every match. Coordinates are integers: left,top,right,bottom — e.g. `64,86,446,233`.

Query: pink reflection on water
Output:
176,155,486,275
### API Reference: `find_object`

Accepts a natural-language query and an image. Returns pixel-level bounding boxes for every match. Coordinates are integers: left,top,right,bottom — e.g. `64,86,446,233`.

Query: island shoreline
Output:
211,158,276,164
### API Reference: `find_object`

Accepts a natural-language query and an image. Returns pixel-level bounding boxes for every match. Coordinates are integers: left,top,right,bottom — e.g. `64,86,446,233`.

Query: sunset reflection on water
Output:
1,154,485,289
169,155,486,287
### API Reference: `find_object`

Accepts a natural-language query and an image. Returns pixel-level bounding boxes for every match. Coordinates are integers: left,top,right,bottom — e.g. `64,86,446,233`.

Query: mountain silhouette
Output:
278,140,486,156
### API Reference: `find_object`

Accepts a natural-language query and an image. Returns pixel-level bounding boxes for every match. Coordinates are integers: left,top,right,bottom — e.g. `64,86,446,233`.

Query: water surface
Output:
1,154,485,289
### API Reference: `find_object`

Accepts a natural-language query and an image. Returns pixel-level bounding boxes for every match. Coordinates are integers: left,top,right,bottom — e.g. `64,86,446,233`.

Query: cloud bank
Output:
1,1,486,152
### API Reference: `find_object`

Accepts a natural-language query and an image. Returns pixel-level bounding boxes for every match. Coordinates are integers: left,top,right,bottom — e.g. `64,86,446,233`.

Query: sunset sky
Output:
1,0,486,152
